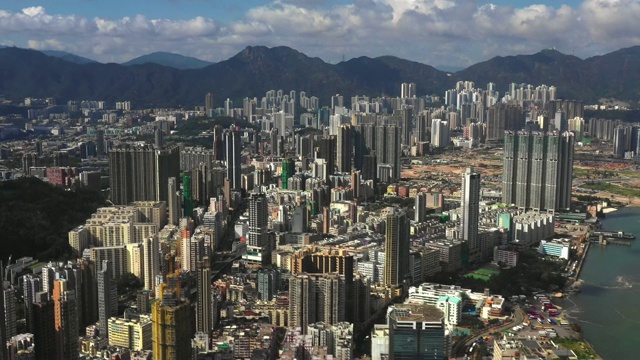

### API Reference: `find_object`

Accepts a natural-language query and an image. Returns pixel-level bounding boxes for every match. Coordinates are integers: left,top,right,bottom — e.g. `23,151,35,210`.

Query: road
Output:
453,307,526,357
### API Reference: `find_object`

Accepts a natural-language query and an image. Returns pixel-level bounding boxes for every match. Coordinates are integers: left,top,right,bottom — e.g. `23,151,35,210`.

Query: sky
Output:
0,0,637,68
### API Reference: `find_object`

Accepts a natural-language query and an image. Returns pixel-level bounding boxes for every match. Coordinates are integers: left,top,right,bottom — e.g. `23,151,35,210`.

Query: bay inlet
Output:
562,207,640,359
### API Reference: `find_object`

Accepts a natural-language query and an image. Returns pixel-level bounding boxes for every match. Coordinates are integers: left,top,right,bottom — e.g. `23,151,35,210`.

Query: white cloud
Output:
21,6,45,17
0,2,639,66
27,38,66,51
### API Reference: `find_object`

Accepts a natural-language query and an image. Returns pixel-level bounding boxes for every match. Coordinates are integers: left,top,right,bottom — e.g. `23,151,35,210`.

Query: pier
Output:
591,231,635,240
591,239,632,247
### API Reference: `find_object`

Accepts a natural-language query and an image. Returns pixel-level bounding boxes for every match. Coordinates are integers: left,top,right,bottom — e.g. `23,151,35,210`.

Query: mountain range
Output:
1,45,640,108
121,52,213,69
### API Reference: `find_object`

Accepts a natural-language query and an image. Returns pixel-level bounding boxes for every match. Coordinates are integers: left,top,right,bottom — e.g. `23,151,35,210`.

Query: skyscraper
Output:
225,130,242,190
354,124,376,171
53,279,79,360
460,167,481,262
143,236,160,292
281,158,295,189
183,174,194,218
109,144,180,205
97,260,117,339
401,82,417,99
2,281,16,341
167,177,180,225
33,291,56,360
337,124,353,173
204,92,214,114
152,288,192,360
288,273,346,332
0,263,5,360
415,192,427,223
396,108,413,146
23,274,41,334
375,125,401,181
317,136,337,183
502,131,574,211
79,259,98,328
431,119,450,149
257,269,280,301
383,208,410,287
196,259,213,336
247,193,270,263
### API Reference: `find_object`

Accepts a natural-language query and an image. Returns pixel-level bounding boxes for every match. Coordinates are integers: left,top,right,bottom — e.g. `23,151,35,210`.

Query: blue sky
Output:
0,0,637,66
1,0,584,21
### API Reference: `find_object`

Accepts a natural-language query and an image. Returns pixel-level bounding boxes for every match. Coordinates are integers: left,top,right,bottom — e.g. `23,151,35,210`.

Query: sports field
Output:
465,267,500,281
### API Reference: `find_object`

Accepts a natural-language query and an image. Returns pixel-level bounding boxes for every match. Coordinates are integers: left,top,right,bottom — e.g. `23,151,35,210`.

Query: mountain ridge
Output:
122,51,213,69
1,45,640,107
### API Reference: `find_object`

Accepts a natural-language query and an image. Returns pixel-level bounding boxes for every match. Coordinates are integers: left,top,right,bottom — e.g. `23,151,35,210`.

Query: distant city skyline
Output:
0,0,633,66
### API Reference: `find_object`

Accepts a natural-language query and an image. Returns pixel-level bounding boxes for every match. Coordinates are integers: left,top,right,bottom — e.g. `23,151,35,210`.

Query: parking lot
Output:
504,293,581,341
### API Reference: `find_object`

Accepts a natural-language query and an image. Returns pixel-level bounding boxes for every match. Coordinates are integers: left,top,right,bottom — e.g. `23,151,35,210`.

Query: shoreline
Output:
560,208,640,359
560,227,603,359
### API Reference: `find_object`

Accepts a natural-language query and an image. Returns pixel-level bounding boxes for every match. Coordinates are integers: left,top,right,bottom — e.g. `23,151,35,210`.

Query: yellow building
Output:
108,314,152,351
152,292,192,360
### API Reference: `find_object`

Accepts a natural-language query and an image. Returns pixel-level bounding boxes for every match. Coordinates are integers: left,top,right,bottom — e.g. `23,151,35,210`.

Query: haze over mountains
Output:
121,52,213,69
1,45,640,108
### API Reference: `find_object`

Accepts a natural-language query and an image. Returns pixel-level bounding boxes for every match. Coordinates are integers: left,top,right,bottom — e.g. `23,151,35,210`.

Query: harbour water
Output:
562,206,640,359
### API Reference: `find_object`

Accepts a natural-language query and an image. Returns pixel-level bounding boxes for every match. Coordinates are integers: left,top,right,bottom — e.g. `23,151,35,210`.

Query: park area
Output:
465,267,500,282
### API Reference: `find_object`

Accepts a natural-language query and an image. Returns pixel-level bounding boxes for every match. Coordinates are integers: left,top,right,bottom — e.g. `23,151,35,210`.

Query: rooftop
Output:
388,303,444,323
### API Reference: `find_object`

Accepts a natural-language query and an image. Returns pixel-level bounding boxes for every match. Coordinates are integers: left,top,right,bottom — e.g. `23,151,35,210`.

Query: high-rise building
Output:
396,108,413,146
143,236,160,292
224,130,243,190
375,125,401,181
415,112,431,143
53,279,79,360
387,303,447,360
317,136,337,183
204,93,214,114
2,281,16,341
401,83,417,99
337,125,352,173
247,193,270,263
281,158,295,189
109,144,180,205
354,124,376,171
257,269,281,301
486,104,524,141
0,263,5,360
89,246,128,279
415,192,427,223
613,126,627,159
23,274,42,334
331,94,344,109
460,167,481,262
167,177,181,225
79,259,98,328
383,208,410,287
196,259,213,336
502,131,574,211
152,288,192,360
95,129,105,156
431,119,450,149
33,291,56,360
288,273,346,332
292,205,309,233
97,260,117,339
183,174,194,218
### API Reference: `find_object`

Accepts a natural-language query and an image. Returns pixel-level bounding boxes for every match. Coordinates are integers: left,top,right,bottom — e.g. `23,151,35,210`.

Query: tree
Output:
117,273,143,294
